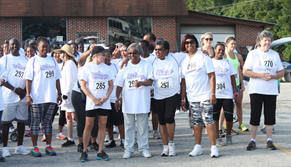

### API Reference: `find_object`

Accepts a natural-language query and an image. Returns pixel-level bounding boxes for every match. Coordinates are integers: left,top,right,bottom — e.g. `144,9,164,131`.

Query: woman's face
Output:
95,53,105,63
226,40,236,51
185,38,196,53
203,34,213,46
155,45,168,60
104,52,112,65
53,52,61,61
26,47,35,58
37,41,49,57
59,51,66,60
120,46,128,58
78,44,84,53
128,48,140,64
71,44,78,55
3,43,9,54
259,37,271,52
215,45,225,60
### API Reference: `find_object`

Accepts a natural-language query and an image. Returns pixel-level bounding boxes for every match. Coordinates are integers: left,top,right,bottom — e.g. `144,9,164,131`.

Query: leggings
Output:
59,110,66,126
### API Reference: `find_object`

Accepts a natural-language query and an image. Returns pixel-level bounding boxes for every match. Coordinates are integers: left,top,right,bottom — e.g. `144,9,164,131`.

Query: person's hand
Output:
26,96,33,105
93,98,101,106
134,81,142,87
202,50,209,56
210,94,216,105
233,93,238,103
89,44,96,52
0,79,4,86
112,45,121,58
115,99,122,111
240,84,245,91
98,97,108,106
181,100,187,111
262,72,271,81
150,89,154,96
57,94,62,105
14,88,26,100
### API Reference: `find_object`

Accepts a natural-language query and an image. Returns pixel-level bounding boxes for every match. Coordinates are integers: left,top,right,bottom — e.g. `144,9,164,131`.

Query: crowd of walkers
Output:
0,30,283,163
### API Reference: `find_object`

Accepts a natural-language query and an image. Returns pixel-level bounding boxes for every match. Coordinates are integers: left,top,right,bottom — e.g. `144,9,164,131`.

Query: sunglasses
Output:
128,52,138,55
155,48,164,52
185,40,195,45
205,38,213,41
120,48,127,51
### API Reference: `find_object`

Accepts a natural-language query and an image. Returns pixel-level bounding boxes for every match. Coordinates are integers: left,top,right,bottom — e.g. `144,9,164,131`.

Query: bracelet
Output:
58,93,62,96
13,87,16,92
115,97,120,101
26,94,31,97
181,100,185,103
234,93,238,96
211,93,215,96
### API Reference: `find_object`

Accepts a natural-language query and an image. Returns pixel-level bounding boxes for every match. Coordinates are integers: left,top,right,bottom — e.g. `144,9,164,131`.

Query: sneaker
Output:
238,124,249,131
210,146,219,158
141,150,151,158
77,143,83,153
189,145,203,157
0,155,5,162
226,134,232,145
41,134,46,142
2,147,11,157
168,143,176,156
104,132,109,142
105,140,116,148
266,140,277,150
80,152,88,162
14,145,30,155
233,115,238,123
120,140,124,148
161,145,169,156
175,109,181,115
123,151,132,159
31,147,42,157
216,138,226,146
246,141,256,151
45,146,56,156
56,132,67,140
25,129,31,137
61,139,75,147
219,129,225,138
96,151,110,161
153,131,161,139
90,142,99,151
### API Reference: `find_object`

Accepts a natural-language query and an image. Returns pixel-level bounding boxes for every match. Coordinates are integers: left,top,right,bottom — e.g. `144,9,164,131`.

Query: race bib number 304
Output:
216,82,226,92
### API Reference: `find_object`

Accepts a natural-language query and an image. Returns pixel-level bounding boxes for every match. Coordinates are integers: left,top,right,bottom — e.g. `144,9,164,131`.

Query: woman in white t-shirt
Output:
180,34,219,158
212,43,237,146
79,46,113,162
243,31,284,151
115,43,153,159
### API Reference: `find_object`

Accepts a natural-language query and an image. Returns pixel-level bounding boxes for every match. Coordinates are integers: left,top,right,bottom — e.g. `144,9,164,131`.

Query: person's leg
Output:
17,122,25,146
222,99,234,135
97,115,108,152
123,113,135,153
249,94,263,140
136,113,149,152
82,114,96,153
43,103,57,146
57,110,66,136
15,102,29,146
165,94,179,142
263,95,277,140
189,101,204,144
213,99,223,139
1,103,18,148
153,99,167,144
66,112,74,140
72,91,86,144
201,100,216,146
237,89,244,126
1,123,9,147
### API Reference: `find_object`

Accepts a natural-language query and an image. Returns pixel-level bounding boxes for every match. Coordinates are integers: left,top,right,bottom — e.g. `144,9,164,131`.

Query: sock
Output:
211,145,217,148
267,138,272,142
163,145,168,148
251,139,256,142
68,138,74,141
169,140,174,143
153,130,157,133
46,144,51,147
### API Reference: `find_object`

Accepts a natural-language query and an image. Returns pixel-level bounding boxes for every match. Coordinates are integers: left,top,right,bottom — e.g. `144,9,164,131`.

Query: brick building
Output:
0,0,274,53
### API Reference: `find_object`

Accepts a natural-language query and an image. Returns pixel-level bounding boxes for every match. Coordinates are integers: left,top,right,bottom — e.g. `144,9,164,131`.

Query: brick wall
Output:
67,17,108,44
0,18,22,44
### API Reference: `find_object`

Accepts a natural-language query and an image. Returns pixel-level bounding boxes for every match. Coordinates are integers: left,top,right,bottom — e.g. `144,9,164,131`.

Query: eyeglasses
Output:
185,40,195,45
120,48,127,51
205,38,213,41
128,52,138,55
155,48,164,52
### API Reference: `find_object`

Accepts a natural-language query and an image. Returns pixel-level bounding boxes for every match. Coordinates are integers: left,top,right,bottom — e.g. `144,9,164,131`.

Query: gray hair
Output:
127,43,144,56
256,30,273,45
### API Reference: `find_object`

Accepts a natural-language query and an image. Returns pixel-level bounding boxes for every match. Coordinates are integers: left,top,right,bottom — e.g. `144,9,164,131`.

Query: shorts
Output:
250,94,276,126
61,93,75,112
213,99,233,122
150,98,158,114
1,102,28,124
188,100,214,128
106,103,124,128
86,109,109,117
0,110,3,124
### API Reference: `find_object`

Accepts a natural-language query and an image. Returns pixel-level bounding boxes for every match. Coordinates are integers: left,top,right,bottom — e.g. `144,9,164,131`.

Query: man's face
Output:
9,39,20,55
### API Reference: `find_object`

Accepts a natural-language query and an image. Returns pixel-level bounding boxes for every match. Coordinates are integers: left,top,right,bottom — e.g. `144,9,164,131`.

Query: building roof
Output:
0,0,188,17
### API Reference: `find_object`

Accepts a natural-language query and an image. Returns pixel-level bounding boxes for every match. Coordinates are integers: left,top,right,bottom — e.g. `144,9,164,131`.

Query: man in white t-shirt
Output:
0,38,30,157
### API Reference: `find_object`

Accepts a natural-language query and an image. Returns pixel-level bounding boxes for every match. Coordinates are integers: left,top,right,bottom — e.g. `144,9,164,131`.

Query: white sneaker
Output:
175,109,181,115
210,146,219,158
142,150,151,158
104,132,109,142
168,143,176,156
123,151,133,159
56,132,67,140
2,147,11,157
161,145,169,156
189,145,203,157
14,145,30,155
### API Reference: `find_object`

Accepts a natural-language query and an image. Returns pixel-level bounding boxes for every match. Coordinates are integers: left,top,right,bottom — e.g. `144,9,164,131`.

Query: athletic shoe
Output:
238,124,249,131
45,146,56,156
161,145,169,156
2,147,11,157
56,132,67,140
233,115,238,123
219,129,225,138
246,141,256,151
153,131,161,139
141,150,151,158
90,142,98,151
216,138,226,146
31,147,42,157
25,129,31,137
168,143,176,156
113,126,118,134
14,145,30,155
123,151,132,159
0,155,5,162
189,145,203,157
96,151,110,161
266,140,277,150
61,139,75,147
80,152,88,162
226,134,232,145
77,143,83,153
210,146,219,158
105,140,116,148
120,140,124,148
41,134,46,142
104,132,109,142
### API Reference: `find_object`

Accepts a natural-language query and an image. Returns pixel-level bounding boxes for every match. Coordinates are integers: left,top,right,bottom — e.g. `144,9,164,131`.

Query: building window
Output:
108,17,152,45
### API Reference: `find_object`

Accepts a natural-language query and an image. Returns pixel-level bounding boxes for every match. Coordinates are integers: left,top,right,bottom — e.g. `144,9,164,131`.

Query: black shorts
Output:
213,99,233,122
86,109,109,117
151,98,158,114
250,94,276,126
106,103,124,128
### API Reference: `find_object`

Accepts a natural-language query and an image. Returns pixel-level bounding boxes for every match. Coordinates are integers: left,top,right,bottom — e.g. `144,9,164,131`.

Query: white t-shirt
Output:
60,60,78,96
115,59,153,114
0,54,28,103
181,50,215,102
111,58,123,66
152,53,185,99
244,49,283,95
80,62,113,111
72,66,83,93
109,63,119,103
212,58,237,99
0,64,5,110
24,55,62,104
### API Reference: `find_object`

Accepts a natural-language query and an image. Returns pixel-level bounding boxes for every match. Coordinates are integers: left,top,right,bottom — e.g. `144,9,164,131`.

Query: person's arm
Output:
80,79,101,106
231,75,238,101
208,72,216,105
115,86,123,111
26,80,33,105
99,80,114,106
56,79,62,105
243,68,267,79
180,78,187,111
78,44,95,67
269,70,284,80
134,79,153,87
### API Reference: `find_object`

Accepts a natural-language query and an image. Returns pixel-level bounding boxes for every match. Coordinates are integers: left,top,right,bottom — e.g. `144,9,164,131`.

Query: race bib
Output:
263,60,274,68
94,81,108,90
158,78,172,89
43,69,55,79
127,79,140,90
13,69,24,79
216,82,226,92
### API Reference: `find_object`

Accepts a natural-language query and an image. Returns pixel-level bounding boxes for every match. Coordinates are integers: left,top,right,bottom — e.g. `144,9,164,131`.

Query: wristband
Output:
181,100,185,103
115,97,120,101
234,93,238,96
211,93,215,96
13,87,16,92
26,94,31,97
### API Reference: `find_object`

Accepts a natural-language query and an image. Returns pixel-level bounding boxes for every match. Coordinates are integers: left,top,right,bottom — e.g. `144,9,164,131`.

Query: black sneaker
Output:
80,152,88,162
77,143,83,152
90,142,99,151
96,151,110,161
61,139,75,147
120,140,124,148
266,140,277,150
246,141,256,151
219,130,225,138
105,140,116,148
